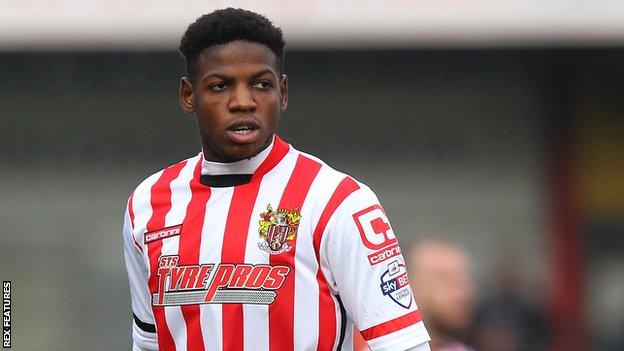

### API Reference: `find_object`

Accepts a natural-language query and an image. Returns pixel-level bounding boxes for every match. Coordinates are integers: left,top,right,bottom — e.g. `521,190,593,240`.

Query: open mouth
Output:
227,119,260,134
230,125,255,135
226,120,261,144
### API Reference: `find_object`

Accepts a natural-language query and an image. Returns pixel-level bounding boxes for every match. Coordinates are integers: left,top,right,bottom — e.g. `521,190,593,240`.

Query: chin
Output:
225,144,260,162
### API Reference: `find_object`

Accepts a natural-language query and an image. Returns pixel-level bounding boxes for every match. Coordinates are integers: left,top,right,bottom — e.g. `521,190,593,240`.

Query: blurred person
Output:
473,263,550,351
408,239,475,351
122,8,431,351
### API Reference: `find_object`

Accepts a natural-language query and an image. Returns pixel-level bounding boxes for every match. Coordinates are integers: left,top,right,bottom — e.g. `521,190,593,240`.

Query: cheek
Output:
196,103,226,127
196,91,226,108
257,92,281,111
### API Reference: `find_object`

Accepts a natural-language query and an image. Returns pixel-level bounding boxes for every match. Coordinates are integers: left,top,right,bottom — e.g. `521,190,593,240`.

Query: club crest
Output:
258,204,301,255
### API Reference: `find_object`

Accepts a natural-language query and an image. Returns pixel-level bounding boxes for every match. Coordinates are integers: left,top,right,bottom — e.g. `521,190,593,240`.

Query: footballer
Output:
122,8,431,351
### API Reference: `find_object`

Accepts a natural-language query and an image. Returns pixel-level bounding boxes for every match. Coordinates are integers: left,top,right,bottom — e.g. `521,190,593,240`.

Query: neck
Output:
201,135,275,176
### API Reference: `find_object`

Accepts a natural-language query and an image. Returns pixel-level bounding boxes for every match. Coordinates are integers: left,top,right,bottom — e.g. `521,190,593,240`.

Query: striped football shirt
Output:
122,135,430,351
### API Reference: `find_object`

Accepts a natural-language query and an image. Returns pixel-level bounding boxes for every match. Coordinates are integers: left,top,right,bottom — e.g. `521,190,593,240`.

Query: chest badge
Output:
258,204,301,255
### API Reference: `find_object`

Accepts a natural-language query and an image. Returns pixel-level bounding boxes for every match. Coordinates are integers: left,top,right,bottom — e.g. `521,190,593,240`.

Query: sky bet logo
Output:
379,261,412,309
3,281,10,348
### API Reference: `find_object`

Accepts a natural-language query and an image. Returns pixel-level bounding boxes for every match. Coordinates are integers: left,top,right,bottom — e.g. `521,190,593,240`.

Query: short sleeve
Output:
122,198,158,350
321,184,430,351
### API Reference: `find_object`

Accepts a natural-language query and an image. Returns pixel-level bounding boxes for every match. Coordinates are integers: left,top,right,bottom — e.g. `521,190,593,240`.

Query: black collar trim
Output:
200,174,252,187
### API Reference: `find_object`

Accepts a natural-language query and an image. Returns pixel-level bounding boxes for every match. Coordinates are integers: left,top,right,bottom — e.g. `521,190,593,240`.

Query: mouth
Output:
227,119,260,132
226,120,261,144
229,125,255,135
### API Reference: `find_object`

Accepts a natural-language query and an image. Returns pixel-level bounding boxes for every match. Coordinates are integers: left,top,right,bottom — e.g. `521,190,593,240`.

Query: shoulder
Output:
288,145,378,207
127,153,202,210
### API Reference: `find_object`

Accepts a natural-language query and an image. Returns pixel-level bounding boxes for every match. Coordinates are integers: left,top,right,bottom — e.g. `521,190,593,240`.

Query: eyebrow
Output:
202,72,231,82
202,69,276,83
250,69,276,80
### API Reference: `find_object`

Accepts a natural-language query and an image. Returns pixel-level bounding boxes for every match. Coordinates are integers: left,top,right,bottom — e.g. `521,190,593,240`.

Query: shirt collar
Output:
200,135,275,176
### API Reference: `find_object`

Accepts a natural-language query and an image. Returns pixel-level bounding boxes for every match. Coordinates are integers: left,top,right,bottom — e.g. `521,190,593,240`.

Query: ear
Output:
179,76,194,113
279,74,288,112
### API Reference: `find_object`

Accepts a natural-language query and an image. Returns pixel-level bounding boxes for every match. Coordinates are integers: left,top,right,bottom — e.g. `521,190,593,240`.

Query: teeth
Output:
233,129,252,135
231,125,254,134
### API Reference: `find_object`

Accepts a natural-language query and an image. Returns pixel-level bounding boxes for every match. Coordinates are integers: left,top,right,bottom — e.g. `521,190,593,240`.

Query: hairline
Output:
185,39,284,82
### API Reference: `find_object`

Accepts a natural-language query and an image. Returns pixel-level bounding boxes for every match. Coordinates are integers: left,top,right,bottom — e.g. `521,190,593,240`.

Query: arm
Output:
122,199,158,351
321,182,431,351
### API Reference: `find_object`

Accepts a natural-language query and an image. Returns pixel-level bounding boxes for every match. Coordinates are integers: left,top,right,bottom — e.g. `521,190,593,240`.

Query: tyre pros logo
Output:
379,260,412,309
353,205,401,266
152,256,290,306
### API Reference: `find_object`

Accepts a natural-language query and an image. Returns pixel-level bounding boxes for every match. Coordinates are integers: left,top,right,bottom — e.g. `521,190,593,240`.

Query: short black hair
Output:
179,8,285,81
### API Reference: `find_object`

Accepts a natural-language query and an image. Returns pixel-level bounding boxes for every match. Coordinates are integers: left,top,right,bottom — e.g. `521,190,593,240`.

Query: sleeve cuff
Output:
132,320,158,350
366,321,431,351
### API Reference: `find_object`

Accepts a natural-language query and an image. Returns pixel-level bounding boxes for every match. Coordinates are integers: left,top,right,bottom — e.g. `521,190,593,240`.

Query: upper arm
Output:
122,196,158,350
321,184,430,351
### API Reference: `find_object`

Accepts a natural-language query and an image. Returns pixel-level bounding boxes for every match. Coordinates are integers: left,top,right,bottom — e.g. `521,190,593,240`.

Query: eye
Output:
209,82,230,92
252,80,272,90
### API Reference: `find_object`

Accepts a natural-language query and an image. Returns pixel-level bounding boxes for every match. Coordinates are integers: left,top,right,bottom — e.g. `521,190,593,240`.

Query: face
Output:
180,40,288,162
409,242,474,333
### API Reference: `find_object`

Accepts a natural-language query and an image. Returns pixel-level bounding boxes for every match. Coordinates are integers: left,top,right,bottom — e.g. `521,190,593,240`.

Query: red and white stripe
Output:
124,136,430,351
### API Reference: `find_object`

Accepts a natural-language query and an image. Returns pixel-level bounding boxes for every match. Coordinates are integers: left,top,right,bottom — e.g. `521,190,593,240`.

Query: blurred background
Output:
0,1,623,350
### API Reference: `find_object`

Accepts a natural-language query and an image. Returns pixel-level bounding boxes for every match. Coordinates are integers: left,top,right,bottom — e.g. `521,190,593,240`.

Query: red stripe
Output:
269,155,322,351
145,161,187,351
132,236,143,252
312,177,360,351
128,192,136,226
221,138,289,351
252,135,290,180
360,310,422,341
220,183,261,350
178,160,210,351
127,192,143,253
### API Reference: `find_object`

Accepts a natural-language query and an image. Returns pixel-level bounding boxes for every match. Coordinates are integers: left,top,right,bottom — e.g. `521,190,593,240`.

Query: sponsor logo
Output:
3,281,10,348
152,255,290,306
368,243,402,266
258,204,301,255
353,205,398,251
144,225,182,244
353,204,402,266
379,260,412,309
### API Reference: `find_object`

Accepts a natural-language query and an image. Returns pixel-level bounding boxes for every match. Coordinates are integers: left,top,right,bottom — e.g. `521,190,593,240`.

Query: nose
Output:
228,84,257,112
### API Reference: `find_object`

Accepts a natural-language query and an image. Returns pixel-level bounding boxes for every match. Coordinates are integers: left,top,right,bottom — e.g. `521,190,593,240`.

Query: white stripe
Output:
161,158,196,351
128,171,162,326
295,162,349,349
162,239,187,351
165,157,198,226
131,170,164,269
199,186,233,351
242,151,298,351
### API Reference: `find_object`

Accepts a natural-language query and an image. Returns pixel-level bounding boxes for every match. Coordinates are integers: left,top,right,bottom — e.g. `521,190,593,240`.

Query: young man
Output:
122,8,430,351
